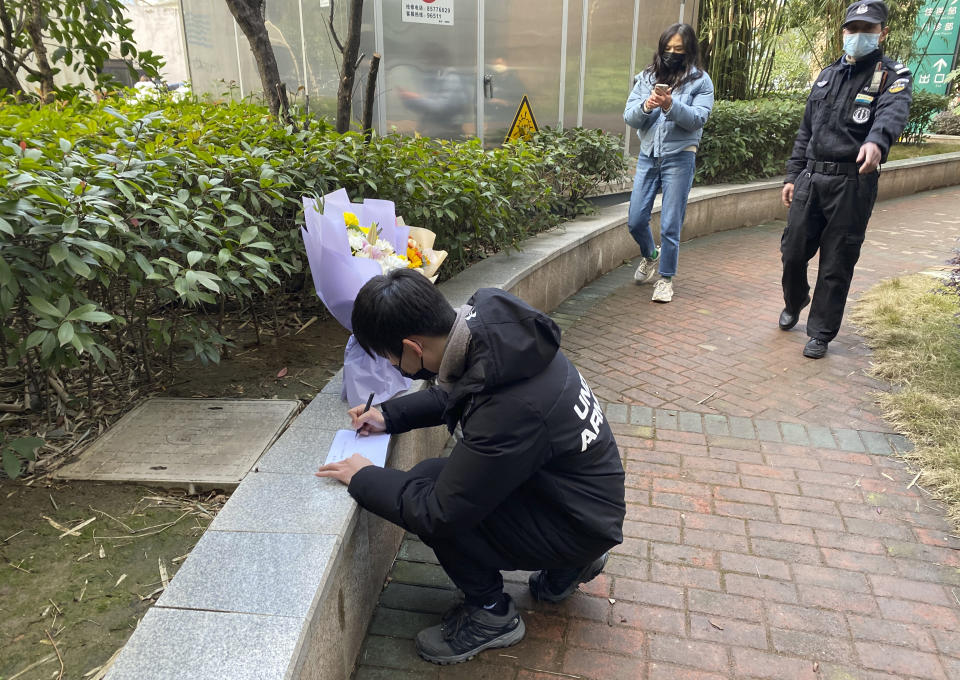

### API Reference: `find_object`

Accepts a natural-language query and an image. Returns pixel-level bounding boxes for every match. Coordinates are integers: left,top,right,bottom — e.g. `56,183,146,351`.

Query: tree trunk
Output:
25,0,54,102
0,65,22,98
336,0,364,133
0,0,23,97
362,53,380,141
223,0,291,123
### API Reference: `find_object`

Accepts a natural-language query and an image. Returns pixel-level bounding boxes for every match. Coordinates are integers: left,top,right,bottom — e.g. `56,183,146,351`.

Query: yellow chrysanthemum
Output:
343,212,359,227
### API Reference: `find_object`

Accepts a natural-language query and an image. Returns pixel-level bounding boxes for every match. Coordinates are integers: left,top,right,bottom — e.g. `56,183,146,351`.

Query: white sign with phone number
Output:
402,0,454,26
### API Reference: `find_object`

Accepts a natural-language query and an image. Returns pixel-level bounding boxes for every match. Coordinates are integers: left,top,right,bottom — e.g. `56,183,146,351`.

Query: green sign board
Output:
908,54,956,94
910,0,959,93
914,0,959,55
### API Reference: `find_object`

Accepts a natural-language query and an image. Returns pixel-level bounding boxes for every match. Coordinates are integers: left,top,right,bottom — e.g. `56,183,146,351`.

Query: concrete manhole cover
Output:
55,398,300,490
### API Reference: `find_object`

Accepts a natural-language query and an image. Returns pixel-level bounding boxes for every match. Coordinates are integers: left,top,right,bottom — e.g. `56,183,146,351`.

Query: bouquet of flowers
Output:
342,210,445,281
301,188,446,405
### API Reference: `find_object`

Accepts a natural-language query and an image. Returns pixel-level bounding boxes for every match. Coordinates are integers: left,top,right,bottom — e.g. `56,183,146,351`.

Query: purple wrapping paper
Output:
301,190,412,405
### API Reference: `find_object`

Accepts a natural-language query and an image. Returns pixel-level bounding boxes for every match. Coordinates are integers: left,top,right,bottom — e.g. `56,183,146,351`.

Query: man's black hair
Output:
351,269,456,359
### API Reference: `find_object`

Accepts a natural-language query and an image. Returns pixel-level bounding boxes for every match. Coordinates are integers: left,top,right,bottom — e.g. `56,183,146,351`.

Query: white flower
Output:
378,252,408,274
348,233,367,252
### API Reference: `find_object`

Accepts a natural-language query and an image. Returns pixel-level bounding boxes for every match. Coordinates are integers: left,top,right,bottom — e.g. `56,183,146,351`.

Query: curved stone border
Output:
106,151,960,680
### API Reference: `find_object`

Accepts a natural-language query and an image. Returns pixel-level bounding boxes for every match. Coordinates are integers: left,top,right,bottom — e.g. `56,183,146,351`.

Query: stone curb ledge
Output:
106,152,960,680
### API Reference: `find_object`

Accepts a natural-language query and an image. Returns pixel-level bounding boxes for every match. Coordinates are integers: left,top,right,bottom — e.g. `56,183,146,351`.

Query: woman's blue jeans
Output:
627,151,697,278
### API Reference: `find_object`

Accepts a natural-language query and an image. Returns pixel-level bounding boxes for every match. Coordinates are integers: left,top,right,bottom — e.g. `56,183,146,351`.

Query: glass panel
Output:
302,0,348,120
380,0,478,139
127,3,190,85
581,0,635,137
236,24,260,98
483,0,564,146
234,0,313,103
180,0,241,97
266,1,307,98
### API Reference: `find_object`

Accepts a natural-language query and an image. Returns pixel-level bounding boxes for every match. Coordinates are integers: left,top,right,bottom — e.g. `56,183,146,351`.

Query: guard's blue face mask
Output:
843,31,880,59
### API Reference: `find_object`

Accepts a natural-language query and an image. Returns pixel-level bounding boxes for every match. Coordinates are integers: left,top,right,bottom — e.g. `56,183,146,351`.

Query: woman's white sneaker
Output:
652,278,674,303
634,254,659,284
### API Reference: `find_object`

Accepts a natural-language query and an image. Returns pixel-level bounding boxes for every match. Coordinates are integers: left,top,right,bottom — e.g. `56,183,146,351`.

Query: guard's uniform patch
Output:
888,77,909,93
855,93,874,105
852,107,871,124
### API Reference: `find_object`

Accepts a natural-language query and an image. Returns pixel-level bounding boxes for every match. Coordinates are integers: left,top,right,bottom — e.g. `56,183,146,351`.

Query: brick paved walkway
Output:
354,186,960,679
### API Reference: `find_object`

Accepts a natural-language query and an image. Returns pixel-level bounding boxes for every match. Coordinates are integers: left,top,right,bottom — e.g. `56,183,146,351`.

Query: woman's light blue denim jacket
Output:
623,68,715,157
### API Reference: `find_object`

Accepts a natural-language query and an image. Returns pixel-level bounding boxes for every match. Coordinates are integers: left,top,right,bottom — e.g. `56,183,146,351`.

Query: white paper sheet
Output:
324,430,391,467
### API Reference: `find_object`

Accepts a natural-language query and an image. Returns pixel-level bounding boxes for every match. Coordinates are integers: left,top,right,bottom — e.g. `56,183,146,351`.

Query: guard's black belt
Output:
806,160,859,176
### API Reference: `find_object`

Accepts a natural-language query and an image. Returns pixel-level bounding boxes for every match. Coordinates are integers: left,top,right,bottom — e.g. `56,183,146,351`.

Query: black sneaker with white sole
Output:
415,594,525,665
528,552,609,603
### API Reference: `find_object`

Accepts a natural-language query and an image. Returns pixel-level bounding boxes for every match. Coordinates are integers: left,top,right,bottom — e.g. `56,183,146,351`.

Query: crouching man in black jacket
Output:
316,269,626,665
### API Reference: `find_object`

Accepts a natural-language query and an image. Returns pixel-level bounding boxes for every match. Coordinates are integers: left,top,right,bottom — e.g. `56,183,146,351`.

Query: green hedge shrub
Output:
696,98,805,184
0,97,624,404
694,90,953,184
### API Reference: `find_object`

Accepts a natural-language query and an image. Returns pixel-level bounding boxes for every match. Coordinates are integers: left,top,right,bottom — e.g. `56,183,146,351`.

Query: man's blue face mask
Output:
843,31,880,59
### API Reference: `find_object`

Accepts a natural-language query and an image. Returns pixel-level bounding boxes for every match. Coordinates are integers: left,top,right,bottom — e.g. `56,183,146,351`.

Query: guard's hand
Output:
315,453,373,485
782,183,794,207
857,142,882,174
348,404,386,436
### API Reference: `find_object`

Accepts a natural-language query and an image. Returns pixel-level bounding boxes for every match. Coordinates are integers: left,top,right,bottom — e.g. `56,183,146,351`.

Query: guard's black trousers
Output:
402,458,615,605
781,168,879,342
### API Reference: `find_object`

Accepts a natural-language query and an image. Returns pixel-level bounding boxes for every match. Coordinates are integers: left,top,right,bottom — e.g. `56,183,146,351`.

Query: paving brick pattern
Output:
354,187,960,679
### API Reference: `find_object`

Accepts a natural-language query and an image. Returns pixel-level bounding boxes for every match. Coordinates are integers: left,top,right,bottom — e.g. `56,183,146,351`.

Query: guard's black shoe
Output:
803,337,829,359
778,296,811,331
528,552,608,603
416,595,525,665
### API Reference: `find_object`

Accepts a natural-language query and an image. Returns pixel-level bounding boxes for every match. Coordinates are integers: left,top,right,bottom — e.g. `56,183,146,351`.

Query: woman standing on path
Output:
624,23,714,303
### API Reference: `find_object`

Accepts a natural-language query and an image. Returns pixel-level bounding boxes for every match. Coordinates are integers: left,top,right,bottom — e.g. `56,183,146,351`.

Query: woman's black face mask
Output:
395,341,437,381
661,52,685,70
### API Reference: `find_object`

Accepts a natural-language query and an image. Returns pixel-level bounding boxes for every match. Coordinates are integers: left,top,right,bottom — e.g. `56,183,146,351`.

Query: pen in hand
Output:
356,392,375,438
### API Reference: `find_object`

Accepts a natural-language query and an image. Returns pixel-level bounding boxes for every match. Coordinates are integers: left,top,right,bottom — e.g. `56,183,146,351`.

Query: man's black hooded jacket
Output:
348,289,625,560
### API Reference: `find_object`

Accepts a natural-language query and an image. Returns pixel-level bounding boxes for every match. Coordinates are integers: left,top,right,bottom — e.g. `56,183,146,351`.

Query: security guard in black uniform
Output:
779,0,912,359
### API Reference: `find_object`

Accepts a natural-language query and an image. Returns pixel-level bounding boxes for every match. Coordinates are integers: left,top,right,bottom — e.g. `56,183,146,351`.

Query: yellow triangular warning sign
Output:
504,95,539,144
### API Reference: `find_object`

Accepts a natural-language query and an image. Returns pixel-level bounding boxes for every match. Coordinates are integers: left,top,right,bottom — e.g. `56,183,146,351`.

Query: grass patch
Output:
851,274,960,522
887,141,960,161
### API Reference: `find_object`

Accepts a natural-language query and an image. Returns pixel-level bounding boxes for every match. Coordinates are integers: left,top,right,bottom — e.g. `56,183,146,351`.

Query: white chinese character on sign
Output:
925,7,933,15
946,22,954,30
919,73,930,84
935,73,946,83
948,6,957,14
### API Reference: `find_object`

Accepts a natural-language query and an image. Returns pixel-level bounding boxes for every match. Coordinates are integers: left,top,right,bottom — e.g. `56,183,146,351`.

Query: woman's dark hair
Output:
645,23,703,90
351,269,456,359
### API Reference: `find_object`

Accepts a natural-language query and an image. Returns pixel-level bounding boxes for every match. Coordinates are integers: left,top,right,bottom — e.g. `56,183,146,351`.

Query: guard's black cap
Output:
843,0,889,27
